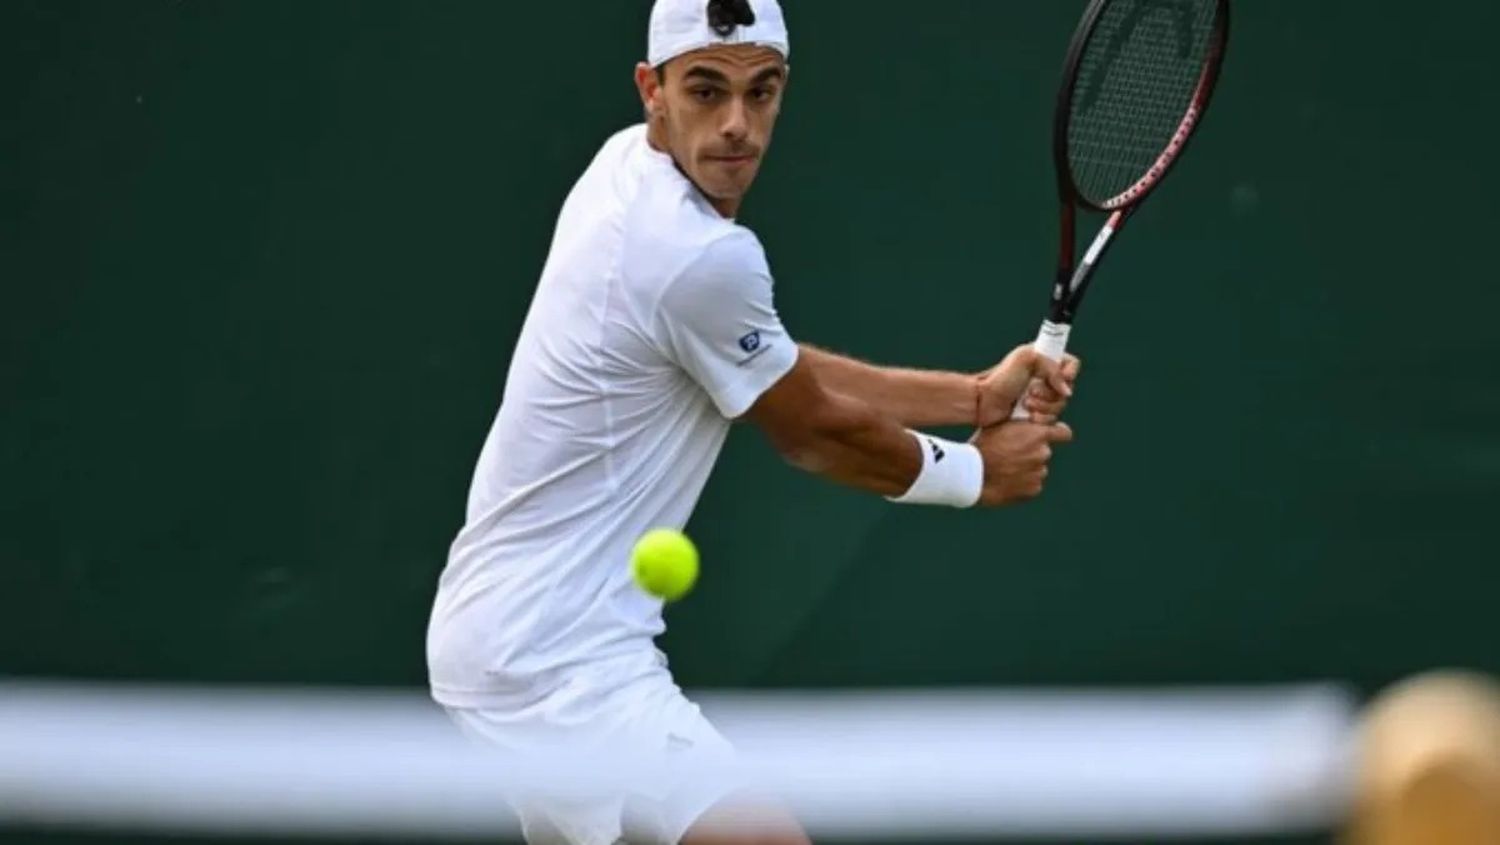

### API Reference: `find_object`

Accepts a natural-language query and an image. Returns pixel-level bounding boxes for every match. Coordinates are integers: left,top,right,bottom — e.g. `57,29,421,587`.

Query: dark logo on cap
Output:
706,0,756,37
738,331,762,353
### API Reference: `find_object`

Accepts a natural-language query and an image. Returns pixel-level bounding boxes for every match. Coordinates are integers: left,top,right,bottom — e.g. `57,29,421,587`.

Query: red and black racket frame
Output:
1046,0,1231,327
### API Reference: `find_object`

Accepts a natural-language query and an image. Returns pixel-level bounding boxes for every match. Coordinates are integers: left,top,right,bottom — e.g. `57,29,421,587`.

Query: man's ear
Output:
634,61,664,119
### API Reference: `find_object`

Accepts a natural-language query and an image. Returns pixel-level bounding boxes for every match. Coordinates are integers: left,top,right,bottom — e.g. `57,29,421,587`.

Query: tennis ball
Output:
630,528,699,601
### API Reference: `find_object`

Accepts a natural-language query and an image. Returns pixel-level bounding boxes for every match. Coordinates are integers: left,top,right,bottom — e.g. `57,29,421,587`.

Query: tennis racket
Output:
1014,0,1230,419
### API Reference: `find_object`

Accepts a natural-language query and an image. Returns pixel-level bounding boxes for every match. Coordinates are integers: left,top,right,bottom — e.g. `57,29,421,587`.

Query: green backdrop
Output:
4,1,1498,843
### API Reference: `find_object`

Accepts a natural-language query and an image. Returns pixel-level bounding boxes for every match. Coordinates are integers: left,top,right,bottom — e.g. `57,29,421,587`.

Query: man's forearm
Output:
798,343,978,428
784,389,926,498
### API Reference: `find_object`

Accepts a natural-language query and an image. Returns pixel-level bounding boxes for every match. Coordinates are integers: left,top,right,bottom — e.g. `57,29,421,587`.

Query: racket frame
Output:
1047,0,1231,328
1010,0,1229,420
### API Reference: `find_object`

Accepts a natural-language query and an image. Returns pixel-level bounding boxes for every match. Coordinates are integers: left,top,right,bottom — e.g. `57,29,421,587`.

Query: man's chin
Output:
696,180,750,204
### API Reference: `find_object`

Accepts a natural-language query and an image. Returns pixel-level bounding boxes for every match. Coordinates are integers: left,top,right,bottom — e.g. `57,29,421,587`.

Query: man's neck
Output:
646,128,739,219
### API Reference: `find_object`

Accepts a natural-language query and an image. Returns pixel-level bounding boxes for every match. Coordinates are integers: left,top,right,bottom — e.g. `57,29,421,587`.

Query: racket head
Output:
1054,0,1230,213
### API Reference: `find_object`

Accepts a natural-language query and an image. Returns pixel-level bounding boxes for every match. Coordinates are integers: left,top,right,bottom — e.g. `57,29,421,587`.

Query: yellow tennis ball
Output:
630,528,699,601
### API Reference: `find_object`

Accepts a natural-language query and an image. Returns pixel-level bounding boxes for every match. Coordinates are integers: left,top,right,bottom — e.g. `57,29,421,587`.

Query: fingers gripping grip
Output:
1009,320,1072,421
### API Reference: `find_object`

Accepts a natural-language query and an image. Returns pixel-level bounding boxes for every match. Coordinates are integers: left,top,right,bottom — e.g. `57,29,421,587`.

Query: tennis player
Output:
427,1,1080,842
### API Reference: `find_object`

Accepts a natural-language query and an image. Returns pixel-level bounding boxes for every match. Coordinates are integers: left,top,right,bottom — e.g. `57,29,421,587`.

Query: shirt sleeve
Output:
655,230,799,419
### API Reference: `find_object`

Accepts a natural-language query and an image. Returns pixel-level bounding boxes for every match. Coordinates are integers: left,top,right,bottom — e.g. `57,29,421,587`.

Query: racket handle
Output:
1009,320,1072,421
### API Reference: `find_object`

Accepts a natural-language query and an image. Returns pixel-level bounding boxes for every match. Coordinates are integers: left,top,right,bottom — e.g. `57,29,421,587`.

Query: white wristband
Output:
886,431,984,508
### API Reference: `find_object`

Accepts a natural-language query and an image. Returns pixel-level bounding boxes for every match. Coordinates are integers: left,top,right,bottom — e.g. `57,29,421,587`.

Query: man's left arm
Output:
797,344,975,428
798,343,1080,429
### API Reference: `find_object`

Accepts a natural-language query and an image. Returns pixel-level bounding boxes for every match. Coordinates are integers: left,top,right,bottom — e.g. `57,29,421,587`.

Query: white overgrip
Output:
1009,320,1072,421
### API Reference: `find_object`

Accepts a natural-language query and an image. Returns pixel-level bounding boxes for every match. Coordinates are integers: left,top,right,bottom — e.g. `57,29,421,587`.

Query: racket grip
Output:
1009,320,1072,421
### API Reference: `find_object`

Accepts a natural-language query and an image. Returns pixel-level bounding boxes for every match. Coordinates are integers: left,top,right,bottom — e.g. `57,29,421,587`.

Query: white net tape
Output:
0,680,1357,840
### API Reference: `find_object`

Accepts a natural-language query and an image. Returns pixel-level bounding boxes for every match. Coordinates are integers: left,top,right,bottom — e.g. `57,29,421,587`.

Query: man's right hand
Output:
971,421,1074,506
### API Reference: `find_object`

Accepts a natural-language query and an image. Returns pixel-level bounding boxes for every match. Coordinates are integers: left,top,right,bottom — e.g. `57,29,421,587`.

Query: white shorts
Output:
444,670,743,845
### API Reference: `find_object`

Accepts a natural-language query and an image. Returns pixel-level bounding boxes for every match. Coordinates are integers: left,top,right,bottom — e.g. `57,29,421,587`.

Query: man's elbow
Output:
764,391,861,473
745,353,870,474
778,440,833,474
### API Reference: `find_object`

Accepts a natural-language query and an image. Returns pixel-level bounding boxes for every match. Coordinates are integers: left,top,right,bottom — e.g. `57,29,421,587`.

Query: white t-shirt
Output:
427,124,798,710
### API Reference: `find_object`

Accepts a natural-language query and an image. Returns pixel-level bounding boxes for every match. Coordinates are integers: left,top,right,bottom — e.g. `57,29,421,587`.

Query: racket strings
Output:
1067,0,1219,207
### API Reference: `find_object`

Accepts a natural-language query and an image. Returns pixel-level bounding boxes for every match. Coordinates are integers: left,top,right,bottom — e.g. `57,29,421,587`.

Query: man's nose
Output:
721,97,749,142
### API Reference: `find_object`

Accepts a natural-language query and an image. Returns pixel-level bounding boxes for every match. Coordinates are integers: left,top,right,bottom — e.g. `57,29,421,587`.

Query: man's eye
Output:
690,88,719,102
751,87,776,102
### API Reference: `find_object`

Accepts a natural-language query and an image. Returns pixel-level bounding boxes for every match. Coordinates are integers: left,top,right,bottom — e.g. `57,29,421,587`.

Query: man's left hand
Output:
975,349,1081,428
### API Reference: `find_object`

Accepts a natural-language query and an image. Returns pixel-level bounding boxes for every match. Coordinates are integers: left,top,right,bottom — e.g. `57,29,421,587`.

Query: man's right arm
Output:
745,352,1074,507
745,351,924,497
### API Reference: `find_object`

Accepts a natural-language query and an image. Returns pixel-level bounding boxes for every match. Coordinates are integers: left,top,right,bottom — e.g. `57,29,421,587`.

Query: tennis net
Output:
0,679,1358,841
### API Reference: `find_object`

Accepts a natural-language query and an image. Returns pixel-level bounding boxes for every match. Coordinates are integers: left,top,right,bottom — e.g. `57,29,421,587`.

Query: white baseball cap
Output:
647,0,790,68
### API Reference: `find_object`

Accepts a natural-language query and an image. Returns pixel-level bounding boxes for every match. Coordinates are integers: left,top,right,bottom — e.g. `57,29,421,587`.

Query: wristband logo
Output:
927,437,945,463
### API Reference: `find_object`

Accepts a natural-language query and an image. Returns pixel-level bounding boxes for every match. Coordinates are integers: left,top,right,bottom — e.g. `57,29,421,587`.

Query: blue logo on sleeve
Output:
738,331,762,353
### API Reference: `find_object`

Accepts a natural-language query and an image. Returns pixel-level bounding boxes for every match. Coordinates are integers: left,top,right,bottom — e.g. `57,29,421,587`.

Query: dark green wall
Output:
3,1,1498,841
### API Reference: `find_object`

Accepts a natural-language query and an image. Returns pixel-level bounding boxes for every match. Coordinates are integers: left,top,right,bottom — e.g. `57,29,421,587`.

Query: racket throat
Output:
1053,211,1122,323
1081,217,1119,269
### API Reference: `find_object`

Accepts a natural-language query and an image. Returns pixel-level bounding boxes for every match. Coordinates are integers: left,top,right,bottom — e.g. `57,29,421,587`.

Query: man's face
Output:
638,45,787,210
